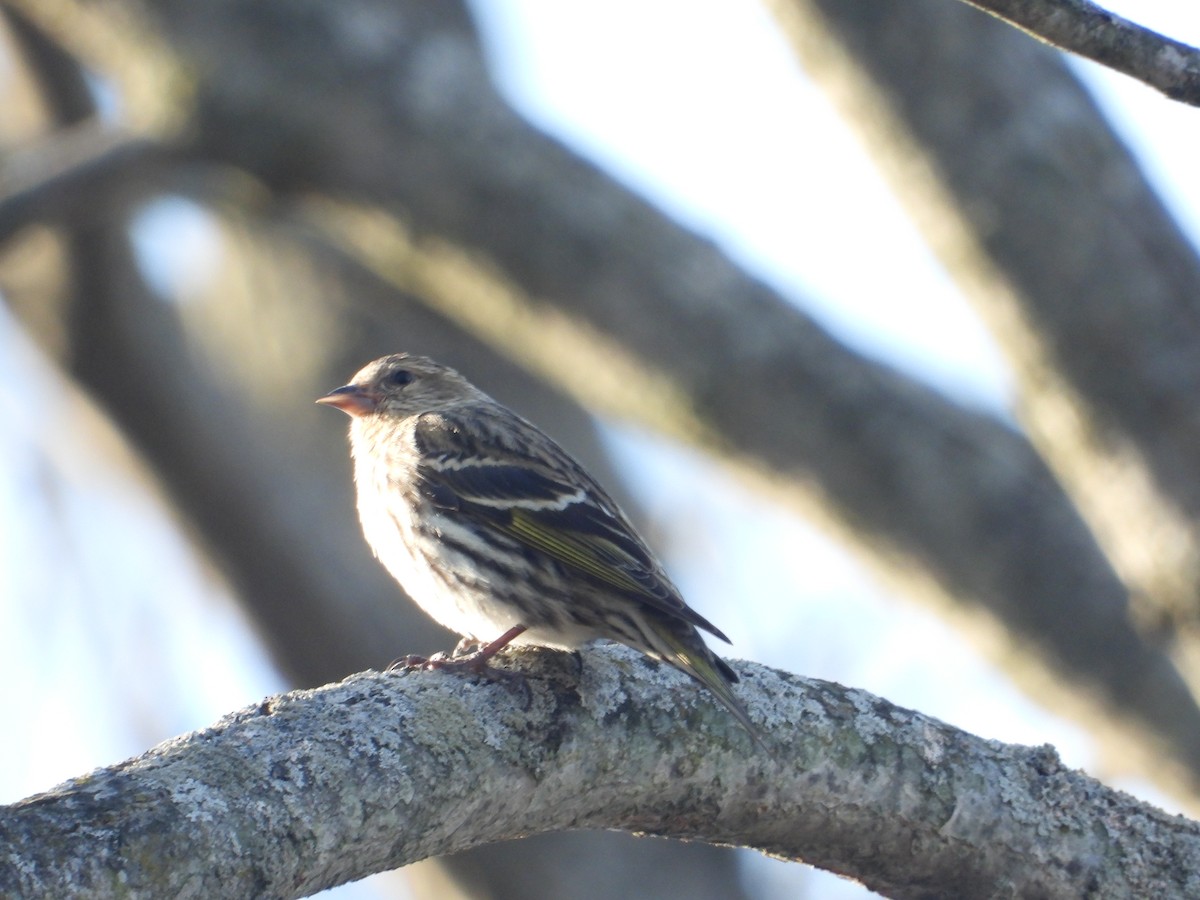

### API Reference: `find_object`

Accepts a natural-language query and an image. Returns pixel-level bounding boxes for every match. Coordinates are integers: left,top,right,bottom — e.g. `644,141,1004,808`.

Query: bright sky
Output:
474,0,1015,412
3,3,1200,898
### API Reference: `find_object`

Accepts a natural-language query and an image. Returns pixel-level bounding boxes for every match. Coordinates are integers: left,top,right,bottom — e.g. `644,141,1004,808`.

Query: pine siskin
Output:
317,353,759,742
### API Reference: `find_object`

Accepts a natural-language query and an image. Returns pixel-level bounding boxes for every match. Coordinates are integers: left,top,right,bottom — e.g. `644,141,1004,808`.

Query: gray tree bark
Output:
3,645,1197,900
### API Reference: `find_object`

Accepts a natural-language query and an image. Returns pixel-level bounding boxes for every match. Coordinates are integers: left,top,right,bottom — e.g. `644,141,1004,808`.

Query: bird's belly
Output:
358,493,593,647
392,548,594,648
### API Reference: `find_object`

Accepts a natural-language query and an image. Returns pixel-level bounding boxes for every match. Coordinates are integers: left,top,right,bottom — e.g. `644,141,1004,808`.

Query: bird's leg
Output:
468,625,528,666
389,625,528,678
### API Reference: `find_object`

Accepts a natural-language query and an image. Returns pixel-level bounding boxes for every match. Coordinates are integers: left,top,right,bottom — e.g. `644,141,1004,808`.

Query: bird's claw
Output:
386,653,435,671
452,637,484,657
386,649,522,682
386,650,454,670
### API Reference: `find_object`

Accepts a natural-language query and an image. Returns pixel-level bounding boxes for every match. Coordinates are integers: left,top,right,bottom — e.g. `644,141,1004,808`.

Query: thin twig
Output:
960,0,1200,105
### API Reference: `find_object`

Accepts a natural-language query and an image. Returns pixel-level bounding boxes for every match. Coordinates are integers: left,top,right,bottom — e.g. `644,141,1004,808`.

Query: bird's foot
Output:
386,652,445,671
388,649,526,685
452,637,485,657
387,625,529,681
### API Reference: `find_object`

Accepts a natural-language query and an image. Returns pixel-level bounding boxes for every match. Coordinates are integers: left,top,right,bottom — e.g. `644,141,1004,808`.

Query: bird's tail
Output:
643,623,764,749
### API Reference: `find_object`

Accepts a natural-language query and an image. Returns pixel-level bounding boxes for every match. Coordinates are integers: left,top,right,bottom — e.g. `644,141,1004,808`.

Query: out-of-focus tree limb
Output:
956,0,1200,106
4,0,1200,807
766,1,1200,671
0,125,158,245
4,645,1198,900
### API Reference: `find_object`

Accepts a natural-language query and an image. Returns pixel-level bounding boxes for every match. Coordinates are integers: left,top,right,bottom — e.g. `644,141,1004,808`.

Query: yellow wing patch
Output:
507,508,647,596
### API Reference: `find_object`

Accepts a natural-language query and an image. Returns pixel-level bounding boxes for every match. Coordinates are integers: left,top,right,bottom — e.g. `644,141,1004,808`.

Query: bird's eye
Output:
386,369,413,387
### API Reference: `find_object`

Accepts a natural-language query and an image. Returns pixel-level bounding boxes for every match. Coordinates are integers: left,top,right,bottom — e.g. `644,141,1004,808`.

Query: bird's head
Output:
316,354,482,419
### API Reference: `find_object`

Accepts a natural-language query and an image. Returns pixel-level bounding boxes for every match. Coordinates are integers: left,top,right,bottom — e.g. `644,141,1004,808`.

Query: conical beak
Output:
316,384,380,417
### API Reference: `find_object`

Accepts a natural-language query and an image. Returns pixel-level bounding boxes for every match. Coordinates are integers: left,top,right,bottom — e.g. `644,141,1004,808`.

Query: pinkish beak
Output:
316,384,380,417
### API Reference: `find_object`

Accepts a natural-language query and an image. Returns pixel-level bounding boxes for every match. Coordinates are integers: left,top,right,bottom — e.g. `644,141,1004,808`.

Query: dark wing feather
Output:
413,410,731,642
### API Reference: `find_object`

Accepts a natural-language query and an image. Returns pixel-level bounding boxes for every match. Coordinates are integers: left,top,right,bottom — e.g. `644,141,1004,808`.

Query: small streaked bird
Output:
318,353,759,742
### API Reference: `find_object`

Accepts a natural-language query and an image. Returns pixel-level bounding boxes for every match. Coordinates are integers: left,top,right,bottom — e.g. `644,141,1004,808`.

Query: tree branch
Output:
0,125,161,245
957,0,1200,105
2,644,1196,900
